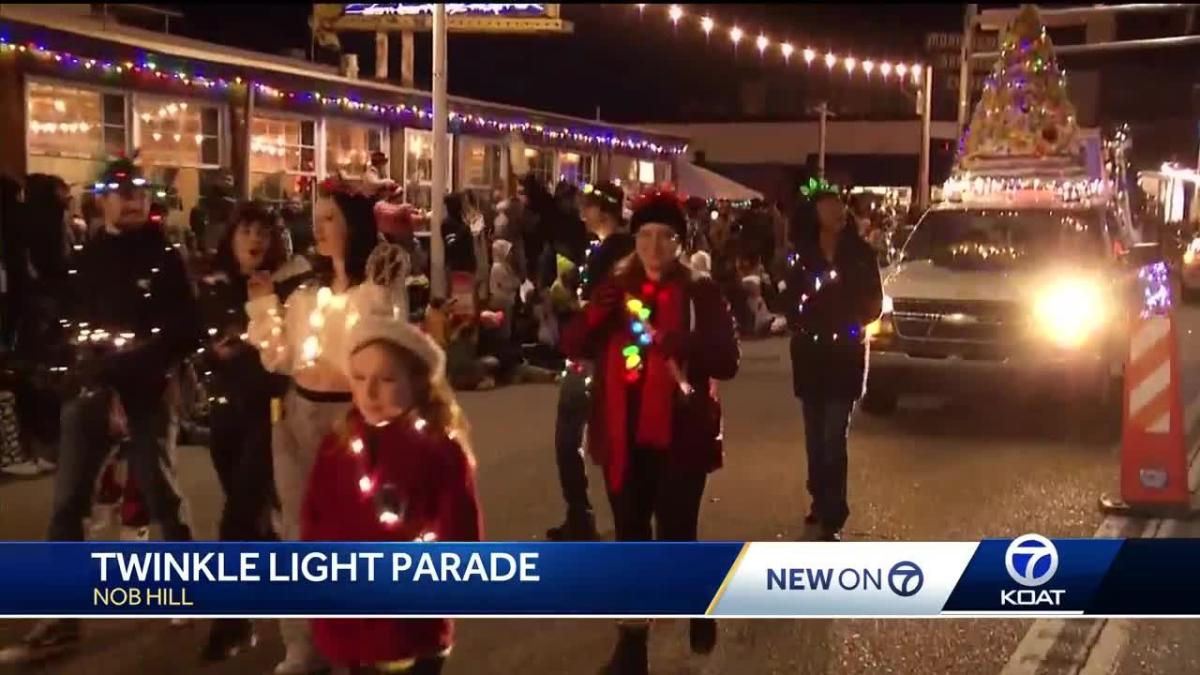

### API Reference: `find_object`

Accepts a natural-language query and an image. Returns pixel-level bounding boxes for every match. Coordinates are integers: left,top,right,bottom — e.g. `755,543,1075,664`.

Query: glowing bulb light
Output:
896,63,908,78
863,60,875,75
729,26,743,45
781,42,794,61
358,476,373,494
803,47,816,64
824,53,837,68
911,63,923,83
756,35,769,54
844,56,857,73
700,16,714,35
880,61,893,77
668,4,683,24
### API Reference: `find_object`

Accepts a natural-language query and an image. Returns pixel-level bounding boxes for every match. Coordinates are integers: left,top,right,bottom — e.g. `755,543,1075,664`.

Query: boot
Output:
0,618,82,664
201,619,257,662
546,511,599,541
689,618,717,655
603,624,649,675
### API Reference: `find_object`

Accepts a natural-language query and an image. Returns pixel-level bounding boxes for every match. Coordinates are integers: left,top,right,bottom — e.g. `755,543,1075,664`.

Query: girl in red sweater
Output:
301,313,482,675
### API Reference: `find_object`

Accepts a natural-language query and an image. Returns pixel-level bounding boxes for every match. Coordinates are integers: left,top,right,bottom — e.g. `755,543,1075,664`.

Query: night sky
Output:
158,2,1199,164
166,4,964,121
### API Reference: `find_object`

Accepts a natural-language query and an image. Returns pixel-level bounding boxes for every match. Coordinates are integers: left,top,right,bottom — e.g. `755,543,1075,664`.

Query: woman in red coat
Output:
301,313,482,675
561,191,739,675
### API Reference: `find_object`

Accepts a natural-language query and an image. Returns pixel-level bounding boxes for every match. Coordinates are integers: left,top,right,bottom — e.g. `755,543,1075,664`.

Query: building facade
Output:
0,5,684,234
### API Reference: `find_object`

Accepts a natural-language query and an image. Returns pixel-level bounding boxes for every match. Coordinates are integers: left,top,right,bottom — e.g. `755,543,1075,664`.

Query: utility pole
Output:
817,102,829,180
430,5,448,298
957,4,978,137
918,68,933,211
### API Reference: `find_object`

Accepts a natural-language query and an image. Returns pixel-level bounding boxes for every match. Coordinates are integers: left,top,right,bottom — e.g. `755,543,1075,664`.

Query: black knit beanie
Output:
629,191,687,239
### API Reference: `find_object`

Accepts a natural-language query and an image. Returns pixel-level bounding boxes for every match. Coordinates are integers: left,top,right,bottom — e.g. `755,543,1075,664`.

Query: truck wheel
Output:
861,387,898,416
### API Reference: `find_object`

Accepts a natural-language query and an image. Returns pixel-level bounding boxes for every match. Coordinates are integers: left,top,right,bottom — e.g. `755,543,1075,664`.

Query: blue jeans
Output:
554,365,593,522
801,397,855,532
47,389,191,541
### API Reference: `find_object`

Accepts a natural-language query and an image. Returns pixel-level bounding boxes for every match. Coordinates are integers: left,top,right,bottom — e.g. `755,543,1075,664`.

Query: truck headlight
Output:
866,294,894,338
1184,237,1200,266
1033,279,1107,348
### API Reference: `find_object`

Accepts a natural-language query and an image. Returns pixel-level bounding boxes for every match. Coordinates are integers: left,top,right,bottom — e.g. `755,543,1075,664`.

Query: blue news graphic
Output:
0,542,742,617
942,537,1122,613
5,537,1200,617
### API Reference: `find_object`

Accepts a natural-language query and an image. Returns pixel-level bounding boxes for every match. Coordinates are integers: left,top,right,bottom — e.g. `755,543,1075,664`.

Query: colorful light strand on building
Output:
0,35,686,157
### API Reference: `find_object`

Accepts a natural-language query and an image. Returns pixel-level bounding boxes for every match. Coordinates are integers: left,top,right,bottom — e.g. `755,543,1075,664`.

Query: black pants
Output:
554,367,592,522
606,446,707,542
801,397,855,532
208,396,276,542
48,390,191,541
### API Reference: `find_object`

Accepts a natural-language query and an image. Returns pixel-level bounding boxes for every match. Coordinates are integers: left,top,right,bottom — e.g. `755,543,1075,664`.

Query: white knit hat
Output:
347,283,445,380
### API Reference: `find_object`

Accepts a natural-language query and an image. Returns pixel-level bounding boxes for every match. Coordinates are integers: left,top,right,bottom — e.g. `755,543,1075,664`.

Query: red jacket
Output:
561,268,739,491
301,413,482,666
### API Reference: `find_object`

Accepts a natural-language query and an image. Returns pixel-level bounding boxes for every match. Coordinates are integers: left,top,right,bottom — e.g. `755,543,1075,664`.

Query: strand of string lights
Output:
632,4,925,89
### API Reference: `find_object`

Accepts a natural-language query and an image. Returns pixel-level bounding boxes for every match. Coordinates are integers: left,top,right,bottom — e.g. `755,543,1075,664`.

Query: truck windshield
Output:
900,209,1105,270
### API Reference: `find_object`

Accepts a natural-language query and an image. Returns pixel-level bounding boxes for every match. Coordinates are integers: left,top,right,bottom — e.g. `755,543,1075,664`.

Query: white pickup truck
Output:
863,197,1148,433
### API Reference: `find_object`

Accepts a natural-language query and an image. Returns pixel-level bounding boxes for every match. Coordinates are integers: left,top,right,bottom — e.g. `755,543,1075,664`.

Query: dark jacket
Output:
784,228,883,401
562,267,739,478
64,226,201,411
197,270,288,409
579,232,634,302
441,195,477,274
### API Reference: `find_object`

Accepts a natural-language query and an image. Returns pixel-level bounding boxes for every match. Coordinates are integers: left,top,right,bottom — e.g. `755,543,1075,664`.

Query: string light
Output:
896,63,908,78
0,36,686,157
624,6,919,88
844,56,857,73
881,61,893,78
863,60,875,75
623,285,657,383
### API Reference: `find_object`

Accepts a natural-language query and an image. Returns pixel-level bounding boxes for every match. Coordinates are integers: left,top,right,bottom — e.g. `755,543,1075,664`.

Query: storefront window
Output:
557,151,595,186
26,81,127,198
459,137,504,203
326,119,385,179
524,147,555,189
404,128,452,211
637,160,656,185
250,114,316,250
134,96,224,239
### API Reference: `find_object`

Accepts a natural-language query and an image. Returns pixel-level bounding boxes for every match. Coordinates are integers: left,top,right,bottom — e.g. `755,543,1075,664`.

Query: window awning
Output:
675,161,763,202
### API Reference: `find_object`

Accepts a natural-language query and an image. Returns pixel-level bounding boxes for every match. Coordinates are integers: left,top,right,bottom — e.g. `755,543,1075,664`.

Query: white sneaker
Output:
119,525,149,542
1,460,43,477
273,652,328,675
34,457,56,473
87,503,120,539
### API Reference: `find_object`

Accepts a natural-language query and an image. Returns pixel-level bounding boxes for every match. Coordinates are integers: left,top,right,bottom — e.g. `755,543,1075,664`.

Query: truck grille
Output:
892,298,1025,343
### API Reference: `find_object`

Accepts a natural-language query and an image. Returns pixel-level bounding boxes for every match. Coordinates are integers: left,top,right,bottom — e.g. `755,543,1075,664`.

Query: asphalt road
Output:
5,306,1200,675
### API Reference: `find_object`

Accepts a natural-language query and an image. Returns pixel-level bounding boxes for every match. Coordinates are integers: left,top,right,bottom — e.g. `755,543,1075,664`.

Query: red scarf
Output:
602,275,686,493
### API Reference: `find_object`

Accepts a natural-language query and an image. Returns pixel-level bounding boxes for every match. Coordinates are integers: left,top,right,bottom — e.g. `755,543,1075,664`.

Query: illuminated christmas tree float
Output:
957,4,1084,176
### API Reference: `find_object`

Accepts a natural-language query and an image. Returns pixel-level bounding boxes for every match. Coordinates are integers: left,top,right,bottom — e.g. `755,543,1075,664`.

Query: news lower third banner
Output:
0,536,1198,618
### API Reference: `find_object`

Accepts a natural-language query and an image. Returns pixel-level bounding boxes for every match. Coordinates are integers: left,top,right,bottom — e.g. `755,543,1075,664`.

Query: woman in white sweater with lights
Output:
245,178,404,675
